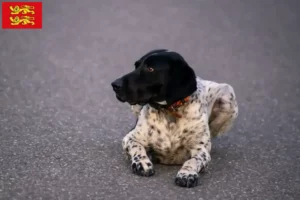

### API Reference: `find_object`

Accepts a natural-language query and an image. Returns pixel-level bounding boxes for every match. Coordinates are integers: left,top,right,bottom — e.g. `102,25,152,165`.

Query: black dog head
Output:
111,49,197,106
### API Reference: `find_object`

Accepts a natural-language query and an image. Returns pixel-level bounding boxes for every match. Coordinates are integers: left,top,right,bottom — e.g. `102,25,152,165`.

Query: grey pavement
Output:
0,0,300,199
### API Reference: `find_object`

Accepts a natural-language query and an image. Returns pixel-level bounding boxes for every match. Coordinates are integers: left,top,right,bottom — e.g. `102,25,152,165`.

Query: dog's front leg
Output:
175,141,211,188
122,133,155,177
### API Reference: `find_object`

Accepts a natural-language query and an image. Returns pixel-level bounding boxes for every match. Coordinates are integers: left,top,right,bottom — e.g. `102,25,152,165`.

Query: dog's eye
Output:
146,67,154,72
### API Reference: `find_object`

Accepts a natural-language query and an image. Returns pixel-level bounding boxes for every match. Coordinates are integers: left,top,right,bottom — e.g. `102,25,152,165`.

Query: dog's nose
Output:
111,79,123,91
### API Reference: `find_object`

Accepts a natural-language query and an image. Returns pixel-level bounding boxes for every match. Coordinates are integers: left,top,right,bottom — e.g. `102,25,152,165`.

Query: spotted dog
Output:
111,49,238,188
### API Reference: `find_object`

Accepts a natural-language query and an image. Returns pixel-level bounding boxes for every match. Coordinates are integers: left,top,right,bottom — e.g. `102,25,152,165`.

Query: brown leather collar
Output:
166,96,190,118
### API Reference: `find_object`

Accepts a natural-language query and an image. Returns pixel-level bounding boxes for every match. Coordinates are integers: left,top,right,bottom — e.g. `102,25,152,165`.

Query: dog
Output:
111,49,238,188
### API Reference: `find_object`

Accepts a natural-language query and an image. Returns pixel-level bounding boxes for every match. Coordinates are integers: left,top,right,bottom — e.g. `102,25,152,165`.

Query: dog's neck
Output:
150,96,191,118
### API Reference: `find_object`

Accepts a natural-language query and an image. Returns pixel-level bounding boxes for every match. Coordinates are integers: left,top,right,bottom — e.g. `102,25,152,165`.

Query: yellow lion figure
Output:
10,16,35,25
10,5,35,15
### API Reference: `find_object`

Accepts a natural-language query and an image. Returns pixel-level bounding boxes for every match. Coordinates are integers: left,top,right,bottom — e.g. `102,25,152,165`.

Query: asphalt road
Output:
0,0,300,199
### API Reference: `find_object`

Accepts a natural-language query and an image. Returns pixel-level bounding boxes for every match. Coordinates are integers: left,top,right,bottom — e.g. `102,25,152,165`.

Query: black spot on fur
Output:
192,156,201,161
158,138,164,143
192,117,201,120
201,153,207,161
145,113,149,120
183,129,188,133
201,153,207,162
157,129,161,134
165,148,171,154
178,145,185,151
230,93,234,101
181,136,186,142
200,142,204,145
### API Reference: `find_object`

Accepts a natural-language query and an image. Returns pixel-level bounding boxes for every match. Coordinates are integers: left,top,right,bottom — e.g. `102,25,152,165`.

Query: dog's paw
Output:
131,159,155,177
175,170,199,188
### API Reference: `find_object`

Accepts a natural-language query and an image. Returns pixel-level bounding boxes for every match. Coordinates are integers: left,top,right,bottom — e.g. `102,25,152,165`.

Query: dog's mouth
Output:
116,95,126,103
116,95,139,105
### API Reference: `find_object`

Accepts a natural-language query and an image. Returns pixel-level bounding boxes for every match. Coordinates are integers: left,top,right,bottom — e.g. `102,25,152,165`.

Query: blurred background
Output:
0,0,299,199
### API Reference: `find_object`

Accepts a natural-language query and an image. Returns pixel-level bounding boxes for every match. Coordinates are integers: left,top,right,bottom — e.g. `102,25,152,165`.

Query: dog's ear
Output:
165,52,197,105
134,49,168,69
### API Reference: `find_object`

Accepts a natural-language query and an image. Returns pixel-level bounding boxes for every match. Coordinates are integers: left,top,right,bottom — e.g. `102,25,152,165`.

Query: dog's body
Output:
111,49,238,187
